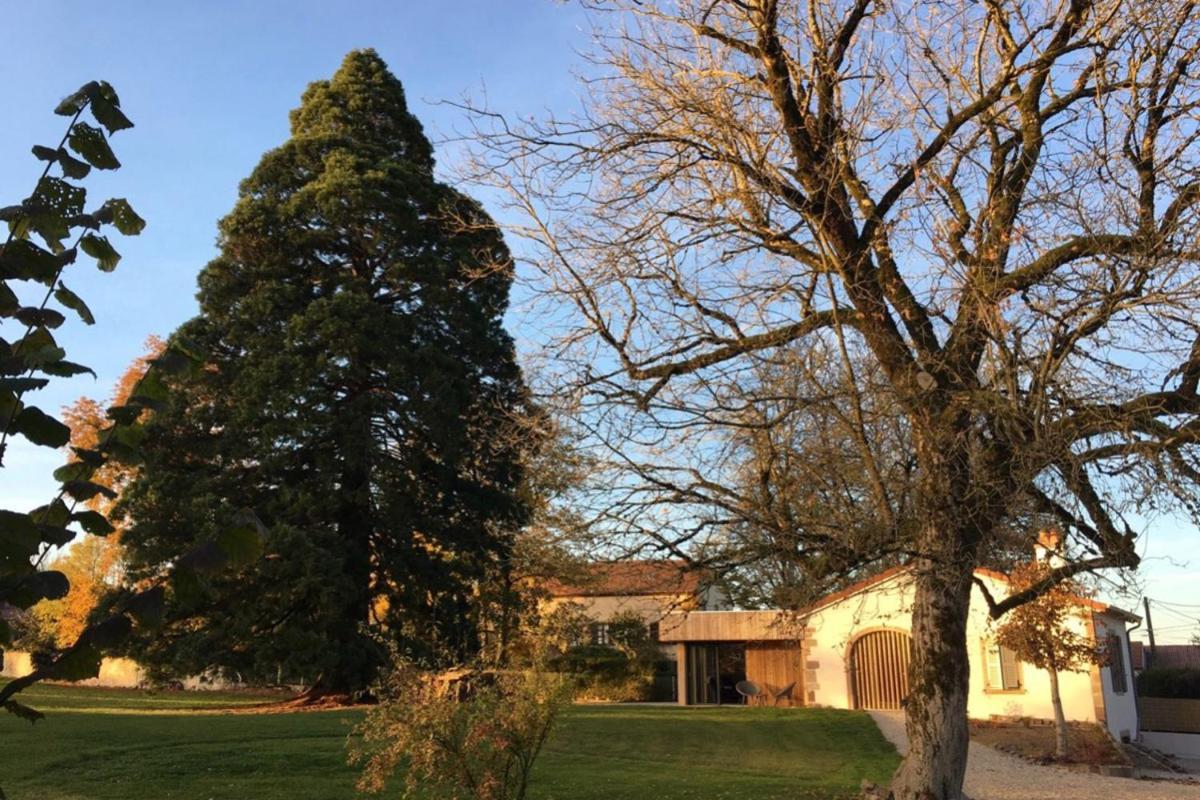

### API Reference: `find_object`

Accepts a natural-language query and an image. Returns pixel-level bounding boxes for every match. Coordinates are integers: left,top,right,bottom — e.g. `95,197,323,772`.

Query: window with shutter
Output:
1107,633,1127,694
985,640,1022,690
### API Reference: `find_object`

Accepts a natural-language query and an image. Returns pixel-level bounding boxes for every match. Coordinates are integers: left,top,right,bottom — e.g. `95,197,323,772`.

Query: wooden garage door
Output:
849,629,912,710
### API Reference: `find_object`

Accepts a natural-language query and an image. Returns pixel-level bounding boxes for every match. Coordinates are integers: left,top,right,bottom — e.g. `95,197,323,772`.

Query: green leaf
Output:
31,499,71,527
31,145,57,162
130,369,168,404
24,176,87,253
68,123,120,170
62,480,116,503
0,377,49,393
55,81,100,116
56,149,92,180
69,446,106,467
39,360,95,378
54,283,94,324
14,307,66,330
46,644,102,682
0,283,17,316
16,326,63,368
0,240,60,284
0,511,42,563
90,82,133,134
95,199,144,235
2,569,73,609
72,510,115,536
52,461,91,483
217,523,265,568
80,234,120,271
175,540,226,575
148,348,195,375
11,406,70,447
37,523,75,548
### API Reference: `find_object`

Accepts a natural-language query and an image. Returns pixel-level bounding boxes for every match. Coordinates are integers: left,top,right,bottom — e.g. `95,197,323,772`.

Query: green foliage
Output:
0,80,143,671
119,49,531,693
351,660,572,800
549,644,656,702
1137,667,1200,699
0,83,265,735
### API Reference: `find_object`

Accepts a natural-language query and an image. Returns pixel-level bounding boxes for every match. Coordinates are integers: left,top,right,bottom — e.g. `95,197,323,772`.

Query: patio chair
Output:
735,680,762,705
771,680,797,706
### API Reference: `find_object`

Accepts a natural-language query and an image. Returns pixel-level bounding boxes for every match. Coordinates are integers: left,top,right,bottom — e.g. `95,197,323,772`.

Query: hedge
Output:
1137,667,1200,699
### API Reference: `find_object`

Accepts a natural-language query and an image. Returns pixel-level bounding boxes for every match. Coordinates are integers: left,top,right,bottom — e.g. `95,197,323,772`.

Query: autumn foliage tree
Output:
995,559,1106,759
21,337,165,649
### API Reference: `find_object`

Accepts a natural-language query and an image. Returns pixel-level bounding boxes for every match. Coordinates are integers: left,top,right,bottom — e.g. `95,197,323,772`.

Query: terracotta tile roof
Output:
543,560,705,598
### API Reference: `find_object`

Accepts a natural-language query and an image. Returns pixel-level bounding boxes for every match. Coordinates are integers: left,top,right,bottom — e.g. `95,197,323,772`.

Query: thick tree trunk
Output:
1049,669,1069,759
888,542,975,800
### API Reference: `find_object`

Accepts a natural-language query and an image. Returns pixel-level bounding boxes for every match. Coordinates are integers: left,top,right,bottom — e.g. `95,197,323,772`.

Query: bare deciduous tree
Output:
464,1,1200,797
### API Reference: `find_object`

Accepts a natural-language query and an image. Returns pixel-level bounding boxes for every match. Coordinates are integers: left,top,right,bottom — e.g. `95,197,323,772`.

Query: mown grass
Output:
0,684,898,800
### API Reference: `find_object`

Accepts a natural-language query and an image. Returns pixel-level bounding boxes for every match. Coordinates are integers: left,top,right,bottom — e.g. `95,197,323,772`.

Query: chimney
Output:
1034,529,1064,567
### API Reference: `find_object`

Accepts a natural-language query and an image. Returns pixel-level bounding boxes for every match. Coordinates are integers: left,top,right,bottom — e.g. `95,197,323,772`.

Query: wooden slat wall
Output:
849,629,912,710
744,642,803,706
658,611,807,642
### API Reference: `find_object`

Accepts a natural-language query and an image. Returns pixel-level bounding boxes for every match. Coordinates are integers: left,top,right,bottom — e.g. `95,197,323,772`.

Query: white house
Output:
659,565,1140,741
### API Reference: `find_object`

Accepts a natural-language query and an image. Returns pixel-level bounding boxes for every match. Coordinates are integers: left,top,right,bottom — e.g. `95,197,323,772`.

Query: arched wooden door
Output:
848,629,912,710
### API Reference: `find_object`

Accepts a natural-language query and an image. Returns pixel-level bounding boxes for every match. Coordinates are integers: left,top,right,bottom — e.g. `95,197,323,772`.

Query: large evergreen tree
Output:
118,50,530,694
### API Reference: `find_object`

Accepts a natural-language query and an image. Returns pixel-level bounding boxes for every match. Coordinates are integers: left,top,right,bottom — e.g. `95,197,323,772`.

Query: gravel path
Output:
868,711,1200,800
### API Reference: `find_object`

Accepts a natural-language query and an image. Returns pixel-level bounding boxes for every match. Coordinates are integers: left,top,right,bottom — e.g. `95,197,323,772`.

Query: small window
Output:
985,641,1022,690
649,621,660,642
1107,633,1127,694
589,622,611,647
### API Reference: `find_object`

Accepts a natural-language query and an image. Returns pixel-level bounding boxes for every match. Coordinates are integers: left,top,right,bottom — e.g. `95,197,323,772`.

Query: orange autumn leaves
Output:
35,336,163,647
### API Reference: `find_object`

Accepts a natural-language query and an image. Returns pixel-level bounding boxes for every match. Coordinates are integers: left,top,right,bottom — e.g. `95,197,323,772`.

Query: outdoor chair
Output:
734,680,762,705
771,680,797,706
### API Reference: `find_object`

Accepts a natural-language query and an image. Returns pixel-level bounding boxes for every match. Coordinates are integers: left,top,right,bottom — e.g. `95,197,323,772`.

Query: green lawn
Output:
0,685,898,800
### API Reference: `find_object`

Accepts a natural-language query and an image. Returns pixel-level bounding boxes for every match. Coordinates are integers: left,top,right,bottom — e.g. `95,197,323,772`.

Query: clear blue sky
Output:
2,2,1197,643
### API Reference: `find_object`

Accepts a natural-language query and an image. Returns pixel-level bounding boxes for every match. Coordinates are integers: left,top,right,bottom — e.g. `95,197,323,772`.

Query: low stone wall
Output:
1142,731,1200,759
1140,696,1200,734
1,650,236,690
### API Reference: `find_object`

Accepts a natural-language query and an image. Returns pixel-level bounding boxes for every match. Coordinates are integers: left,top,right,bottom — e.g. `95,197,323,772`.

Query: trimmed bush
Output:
1137,667,1200,699
549,645,653,702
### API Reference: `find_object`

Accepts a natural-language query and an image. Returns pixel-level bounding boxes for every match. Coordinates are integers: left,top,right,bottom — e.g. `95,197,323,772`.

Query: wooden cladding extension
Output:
658,611,807,642
745,642,803,706
848,629,912,710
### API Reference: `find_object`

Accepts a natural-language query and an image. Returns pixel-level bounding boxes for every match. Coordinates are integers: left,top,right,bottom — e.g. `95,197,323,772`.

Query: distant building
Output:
541,559,729,648
658,566,1141,742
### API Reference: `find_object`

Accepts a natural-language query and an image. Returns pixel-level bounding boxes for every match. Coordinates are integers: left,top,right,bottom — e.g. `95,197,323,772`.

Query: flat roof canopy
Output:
658,610,807,643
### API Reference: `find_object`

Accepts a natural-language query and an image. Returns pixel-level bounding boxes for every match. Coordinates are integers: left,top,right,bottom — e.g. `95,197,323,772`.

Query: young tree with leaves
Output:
0,85,261,736
467,1,1200,796
119,50,531,697
995,559,1106,759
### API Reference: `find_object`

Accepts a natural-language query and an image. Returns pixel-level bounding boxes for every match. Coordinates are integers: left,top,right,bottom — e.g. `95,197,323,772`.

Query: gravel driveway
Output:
868,711,1200,800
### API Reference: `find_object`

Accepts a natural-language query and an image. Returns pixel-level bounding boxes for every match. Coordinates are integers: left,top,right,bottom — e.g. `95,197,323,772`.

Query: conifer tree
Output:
118,50,530,695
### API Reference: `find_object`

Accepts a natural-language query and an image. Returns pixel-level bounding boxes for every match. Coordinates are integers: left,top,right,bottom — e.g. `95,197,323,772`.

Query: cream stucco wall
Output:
804,571,1131,738
1094,614,1139,740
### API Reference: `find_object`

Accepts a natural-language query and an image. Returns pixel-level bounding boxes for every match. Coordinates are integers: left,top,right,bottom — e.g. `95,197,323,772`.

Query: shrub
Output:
351,660,572,800
1137,667,1200,699
548,644,655,702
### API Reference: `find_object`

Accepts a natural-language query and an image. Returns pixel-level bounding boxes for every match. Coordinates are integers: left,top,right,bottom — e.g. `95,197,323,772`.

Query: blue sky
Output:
2,2,1197,643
